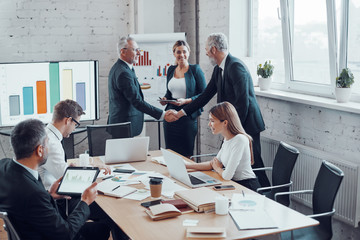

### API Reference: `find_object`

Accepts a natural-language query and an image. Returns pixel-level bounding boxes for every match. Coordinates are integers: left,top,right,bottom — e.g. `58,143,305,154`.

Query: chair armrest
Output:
308,209,335,218
252,167,273,172
274,189,313,201
190,153,217,163
257,181,293,193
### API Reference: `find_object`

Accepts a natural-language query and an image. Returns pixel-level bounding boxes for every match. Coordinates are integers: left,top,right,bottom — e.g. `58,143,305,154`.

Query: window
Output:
347,0,360,95
254,0,285,83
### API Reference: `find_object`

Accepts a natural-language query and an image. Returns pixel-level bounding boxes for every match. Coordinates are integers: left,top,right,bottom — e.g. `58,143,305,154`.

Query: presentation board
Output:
130,33,186,112
0,60,99,126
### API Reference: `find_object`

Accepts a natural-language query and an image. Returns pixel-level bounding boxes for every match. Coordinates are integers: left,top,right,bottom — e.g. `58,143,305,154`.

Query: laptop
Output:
161,148,221,188
103,137,149,164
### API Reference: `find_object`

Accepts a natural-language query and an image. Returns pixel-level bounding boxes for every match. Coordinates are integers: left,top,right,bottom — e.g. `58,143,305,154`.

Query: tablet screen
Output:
57,167,100,196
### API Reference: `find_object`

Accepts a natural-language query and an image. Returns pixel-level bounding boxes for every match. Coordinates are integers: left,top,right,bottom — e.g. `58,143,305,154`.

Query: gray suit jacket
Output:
108,59,163,136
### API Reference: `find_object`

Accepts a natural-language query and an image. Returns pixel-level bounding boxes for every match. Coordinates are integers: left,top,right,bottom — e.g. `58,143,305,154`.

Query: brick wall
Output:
0,0,134,158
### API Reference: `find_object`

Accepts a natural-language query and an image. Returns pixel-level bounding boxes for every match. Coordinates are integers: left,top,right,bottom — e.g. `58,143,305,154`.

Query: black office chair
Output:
276,160,344,240
0,211,20,240
255,141,299,206
87,122,132,156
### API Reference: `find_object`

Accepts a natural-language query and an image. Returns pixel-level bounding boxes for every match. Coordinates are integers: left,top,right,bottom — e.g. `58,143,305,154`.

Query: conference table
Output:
91,150,318,240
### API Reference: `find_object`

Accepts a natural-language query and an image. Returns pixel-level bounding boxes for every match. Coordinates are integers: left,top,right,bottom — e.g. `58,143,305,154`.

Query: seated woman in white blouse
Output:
186,101,261,191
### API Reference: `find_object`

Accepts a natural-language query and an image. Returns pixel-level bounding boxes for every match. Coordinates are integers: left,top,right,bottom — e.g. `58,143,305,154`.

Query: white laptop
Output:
103,137,149,164
161,148,221,188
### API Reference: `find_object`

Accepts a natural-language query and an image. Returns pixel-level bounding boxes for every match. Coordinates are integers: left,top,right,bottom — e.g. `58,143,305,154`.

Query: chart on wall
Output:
0,61,99,126
130,33,186,112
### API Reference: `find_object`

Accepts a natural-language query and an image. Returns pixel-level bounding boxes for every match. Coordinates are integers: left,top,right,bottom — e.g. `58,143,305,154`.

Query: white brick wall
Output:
0,0,133,158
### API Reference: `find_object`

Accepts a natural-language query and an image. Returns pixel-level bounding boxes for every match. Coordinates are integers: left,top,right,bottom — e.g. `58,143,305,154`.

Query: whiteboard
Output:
130,33,186,113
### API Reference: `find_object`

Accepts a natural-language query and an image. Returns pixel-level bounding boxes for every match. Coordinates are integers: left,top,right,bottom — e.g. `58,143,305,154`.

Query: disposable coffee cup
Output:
149,178,162,198
79,153,90,166
215,196,229,215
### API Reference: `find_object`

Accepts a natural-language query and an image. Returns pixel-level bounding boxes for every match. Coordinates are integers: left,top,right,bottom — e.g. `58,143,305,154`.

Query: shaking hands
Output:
164,110,179,122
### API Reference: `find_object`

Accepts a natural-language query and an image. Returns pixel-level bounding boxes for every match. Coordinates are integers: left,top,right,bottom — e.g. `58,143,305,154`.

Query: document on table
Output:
229,193,278,230
98,163,137,178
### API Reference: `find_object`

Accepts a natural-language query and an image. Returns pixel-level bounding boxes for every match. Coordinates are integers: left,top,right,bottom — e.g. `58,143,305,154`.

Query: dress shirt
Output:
12,158,39,180
38,123,67,190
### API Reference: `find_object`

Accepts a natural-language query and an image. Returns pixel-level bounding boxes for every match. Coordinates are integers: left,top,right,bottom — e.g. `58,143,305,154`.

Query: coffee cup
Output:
79,153,90,166
215,196,229,215
149,178,162,198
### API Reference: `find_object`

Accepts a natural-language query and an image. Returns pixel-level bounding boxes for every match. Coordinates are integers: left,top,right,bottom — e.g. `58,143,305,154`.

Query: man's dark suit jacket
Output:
108,59,163,136
0,158,90,240
183,54,265,135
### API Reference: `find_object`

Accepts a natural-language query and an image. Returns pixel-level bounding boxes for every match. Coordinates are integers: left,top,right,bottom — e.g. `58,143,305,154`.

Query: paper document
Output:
229,209,278,230
124,189,150,201
230,193,265,210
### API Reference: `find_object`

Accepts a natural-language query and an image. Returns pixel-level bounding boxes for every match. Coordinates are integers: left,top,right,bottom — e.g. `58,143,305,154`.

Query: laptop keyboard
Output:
189,174,206,185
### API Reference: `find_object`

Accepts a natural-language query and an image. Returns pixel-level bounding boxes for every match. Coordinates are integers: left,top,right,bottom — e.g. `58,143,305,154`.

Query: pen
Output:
112,185,121,191
149,176,163,180
242,190,245,197
102,175,114,181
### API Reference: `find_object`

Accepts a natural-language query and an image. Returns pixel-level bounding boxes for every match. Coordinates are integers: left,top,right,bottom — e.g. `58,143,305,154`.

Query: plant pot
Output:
258,77,272,91
335,87,352,103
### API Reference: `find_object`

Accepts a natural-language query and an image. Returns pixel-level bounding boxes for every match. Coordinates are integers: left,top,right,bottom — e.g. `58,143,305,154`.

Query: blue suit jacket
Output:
183,54,265,135
108,59,163,136
0,158,90,240
164,64,206,119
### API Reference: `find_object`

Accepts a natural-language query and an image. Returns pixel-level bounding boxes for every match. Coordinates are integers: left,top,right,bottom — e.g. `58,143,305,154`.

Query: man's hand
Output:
92,163,112,175
49,176,71,200
164,110,179,122
81,182,98,206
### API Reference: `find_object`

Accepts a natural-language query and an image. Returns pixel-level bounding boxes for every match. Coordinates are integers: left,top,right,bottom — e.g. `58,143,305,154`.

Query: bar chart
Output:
0,61,98,126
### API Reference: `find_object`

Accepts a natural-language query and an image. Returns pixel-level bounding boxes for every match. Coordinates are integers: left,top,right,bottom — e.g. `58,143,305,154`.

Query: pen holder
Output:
149,178,162,198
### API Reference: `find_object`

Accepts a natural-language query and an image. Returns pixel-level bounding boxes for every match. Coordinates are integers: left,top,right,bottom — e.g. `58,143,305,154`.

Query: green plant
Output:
257,61,274,78
336,68,354,88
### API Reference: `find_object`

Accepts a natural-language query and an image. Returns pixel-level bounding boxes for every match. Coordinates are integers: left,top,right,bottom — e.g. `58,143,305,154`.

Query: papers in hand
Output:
97,179,137,198
229,193,278,230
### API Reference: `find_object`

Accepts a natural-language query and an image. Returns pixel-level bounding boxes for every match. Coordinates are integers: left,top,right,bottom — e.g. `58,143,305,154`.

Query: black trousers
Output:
235,178,261,191
250,133,271,187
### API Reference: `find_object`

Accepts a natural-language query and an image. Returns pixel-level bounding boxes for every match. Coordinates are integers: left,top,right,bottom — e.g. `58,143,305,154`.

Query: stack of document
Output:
229,194,278,230
174,187,223,212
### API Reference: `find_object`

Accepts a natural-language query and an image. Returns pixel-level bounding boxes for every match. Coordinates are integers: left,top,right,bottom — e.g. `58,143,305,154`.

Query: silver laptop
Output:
104,137,149,164
161,148,221,188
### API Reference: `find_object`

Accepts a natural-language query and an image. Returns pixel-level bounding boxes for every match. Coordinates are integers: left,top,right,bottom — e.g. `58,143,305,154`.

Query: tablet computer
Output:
57,167,100,196
157,99,177,103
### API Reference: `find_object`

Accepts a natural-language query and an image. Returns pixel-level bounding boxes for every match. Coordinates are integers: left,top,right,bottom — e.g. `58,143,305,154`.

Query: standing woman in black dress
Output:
160,40,206,157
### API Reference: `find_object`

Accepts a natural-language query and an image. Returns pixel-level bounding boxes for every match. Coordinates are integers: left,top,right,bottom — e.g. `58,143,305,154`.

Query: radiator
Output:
260,135,360,227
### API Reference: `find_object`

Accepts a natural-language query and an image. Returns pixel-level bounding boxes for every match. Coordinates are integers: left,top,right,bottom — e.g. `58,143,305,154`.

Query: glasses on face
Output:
123,47,141,53
67,116,80,128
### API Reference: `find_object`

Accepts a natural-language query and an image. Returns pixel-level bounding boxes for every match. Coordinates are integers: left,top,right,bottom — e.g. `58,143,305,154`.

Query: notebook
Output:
161,148,221,188
104,137,149,164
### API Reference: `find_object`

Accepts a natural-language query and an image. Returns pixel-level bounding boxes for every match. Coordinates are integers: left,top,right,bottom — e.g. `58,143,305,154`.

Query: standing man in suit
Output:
169,33,270,187
108,36,175,136
0,119,110,240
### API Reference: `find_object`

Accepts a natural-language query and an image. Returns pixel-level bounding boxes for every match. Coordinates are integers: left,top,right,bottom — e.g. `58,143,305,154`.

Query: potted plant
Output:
257,60,274,90
335,68,354,103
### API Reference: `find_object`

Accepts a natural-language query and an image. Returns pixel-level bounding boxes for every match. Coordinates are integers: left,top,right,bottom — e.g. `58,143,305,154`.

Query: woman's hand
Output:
170,98,191,106
159,97,168,106
210,157,224,173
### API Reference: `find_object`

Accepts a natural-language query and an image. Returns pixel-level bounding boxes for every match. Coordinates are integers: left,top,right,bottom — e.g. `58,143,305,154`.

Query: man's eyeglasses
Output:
123,47,141,53
67,116,80,128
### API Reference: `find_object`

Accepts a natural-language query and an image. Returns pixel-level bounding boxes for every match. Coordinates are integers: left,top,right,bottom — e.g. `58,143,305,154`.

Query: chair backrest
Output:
313,160,344,237
0,211,20,240
270,141,300,206
87,122,132,156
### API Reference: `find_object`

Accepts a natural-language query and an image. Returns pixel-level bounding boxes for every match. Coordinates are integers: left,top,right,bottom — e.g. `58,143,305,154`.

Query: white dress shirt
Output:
168,77,186,99
216,134,256,181
38,123,67,190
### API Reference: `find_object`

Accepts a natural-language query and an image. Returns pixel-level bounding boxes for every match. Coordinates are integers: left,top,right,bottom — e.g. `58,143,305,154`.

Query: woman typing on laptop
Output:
185,102,261,191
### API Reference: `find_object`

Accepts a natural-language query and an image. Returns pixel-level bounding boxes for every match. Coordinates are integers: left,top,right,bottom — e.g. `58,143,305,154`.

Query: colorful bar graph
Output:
49,62,60,113
135,50,152,66
23,87,34,115
9,95,20,116
62,69,73,100
36,81,47,114
76,82,86,111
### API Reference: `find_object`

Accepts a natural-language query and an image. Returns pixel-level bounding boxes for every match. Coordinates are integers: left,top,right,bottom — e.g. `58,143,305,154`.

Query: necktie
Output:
218,67,224,102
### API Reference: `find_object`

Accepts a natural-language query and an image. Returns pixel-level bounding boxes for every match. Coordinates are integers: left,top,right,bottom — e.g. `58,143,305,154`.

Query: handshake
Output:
164,109,183,122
